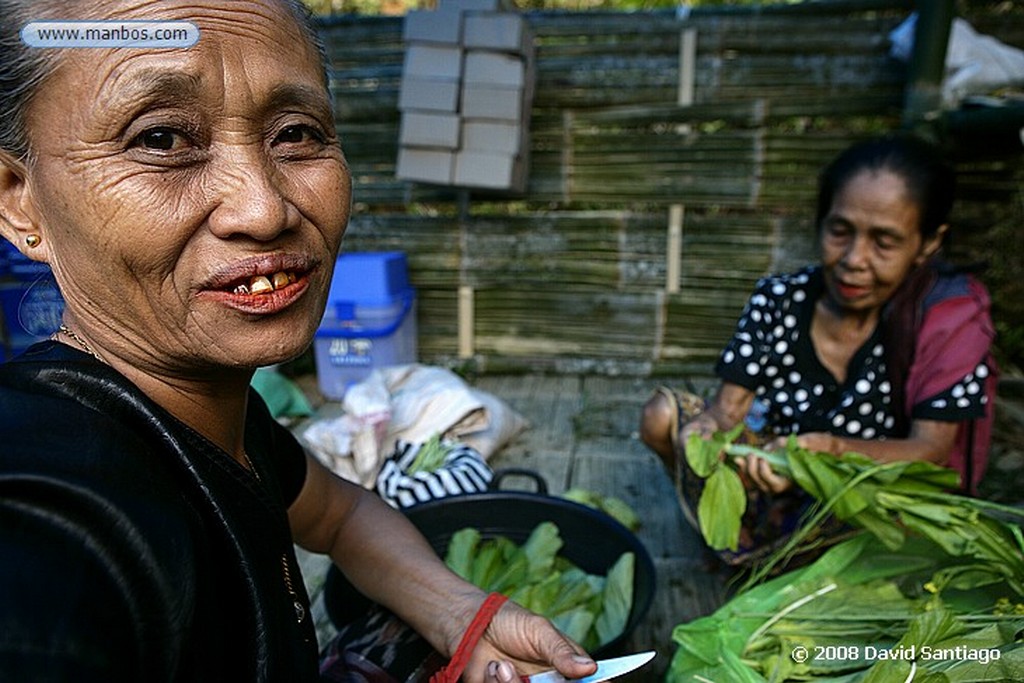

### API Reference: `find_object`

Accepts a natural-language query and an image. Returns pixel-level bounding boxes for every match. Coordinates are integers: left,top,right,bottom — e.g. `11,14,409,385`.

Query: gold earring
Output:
25,234,41,248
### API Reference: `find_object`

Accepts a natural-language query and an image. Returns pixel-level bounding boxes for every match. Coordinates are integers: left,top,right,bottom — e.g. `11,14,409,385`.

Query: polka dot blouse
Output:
715,267,991,439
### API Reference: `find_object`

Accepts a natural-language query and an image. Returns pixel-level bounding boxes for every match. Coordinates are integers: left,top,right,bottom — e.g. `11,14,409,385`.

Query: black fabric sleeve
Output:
0,481,147,680
0,379,195,683
272,420,309,507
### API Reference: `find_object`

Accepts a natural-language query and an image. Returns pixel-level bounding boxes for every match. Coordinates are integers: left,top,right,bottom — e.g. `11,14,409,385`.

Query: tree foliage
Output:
302,0,792,16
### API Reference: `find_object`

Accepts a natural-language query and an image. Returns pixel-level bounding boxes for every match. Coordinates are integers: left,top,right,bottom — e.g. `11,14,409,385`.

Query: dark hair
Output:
0,0,330,162
0,0,57,160
816,134,957,435
815,133,956,241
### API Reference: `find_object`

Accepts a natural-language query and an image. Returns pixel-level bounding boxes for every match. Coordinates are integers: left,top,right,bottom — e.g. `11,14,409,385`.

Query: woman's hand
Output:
467,599,596,683
678,382,755,463
737,432,844,494
775,432,844,457
679,413,718,455
734,451,794,495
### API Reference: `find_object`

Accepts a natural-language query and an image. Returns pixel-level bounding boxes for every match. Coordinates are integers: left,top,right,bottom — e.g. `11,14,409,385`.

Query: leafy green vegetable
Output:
697,466,746,552
446,527,480,581
561,489,642,531
521,521,563,583
666,430,1024,682
685,424,744,478
441,522,636,649
594,551,634,647
470,539,506,589
667,534,1024,683
551,606,595,645
684,431,1024,593
548,568,603,615
406,433,450,474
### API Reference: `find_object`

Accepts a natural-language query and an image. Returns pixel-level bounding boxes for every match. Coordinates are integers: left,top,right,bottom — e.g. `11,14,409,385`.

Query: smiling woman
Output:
0,1,599,681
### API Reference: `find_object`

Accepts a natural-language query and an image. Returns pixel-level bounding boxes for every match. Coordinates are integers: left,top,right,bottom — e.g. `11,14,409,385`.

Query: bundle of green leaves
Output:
666,429,1024,682
444,522,634,650
668,534,1024,682
685,427,1024,593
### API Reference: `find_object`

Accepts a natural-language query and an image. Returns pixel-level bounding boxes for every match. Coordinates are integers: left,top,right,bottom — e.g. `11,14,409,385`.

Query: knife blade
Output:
523,651,656,683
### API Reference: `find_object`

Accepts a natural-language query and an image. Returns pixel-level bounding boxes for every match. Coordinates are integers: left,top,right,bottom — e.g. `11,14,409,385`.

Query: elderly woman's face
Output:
818,168,941,316
21,0,350,370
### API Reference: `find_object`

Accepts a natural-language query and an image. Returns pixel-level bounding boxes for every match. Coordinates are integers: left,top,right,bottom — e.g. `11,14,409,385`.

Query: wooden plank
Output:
476,375,583,463
571,440,697,564
473,290,660,361
574,376,652,438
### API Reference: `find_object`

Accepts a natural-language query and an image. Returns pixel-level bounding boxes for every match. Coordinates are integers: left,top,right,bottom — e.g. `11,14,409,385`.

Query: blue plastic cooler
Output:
0,240,65,361
314,252,417,400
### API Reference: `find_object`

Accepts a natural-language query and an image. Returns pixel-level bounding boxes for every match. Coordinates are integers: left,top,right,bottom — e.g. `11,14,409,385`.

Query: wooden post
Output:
678,27,697,107
902,1,955,132
561,110,574,204
457,189,473,359
458,285,474,359
667,204,683,294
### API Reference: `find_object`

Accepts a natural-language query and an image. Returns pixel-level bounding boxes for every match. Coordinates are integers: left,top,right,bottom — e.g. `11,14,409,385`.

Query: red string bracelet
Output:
429,592,508,683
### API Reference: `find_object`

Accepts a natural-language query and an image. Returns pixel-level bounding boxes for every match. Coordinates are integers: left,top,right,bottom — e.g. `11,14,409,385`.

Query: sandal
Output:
649,386,682,472
650,387,708,535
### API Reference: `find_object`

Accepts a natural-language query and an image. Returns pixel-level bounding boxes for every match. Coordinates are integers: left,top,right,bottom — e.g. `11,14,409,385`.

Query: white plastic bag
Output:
299,364,528,488
890,13,1024,108
381,364,528,459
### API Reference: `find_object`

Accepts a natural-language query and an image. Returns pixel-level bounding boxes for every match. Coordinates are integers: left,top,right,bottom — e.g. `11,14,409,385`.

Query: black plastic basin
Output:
323,470,656,659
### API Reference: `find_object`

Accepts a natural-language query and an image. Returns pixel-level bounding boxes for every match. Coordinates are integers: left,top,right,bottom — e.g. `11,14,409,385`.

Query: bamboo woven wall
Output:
319,1,1024,376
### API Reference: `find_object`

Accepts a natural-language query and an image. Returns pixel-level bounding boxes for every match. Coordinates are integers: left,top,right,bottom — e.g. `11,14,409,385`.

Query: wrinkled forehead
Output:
39,0,324,100
57,0,306,31
28,0,329,122
39,0,310,39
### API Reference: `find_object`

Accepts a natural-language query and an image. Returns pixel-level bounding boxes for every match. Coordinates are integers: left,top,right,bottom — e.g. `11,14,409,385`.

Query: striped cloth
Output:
376,440,493,509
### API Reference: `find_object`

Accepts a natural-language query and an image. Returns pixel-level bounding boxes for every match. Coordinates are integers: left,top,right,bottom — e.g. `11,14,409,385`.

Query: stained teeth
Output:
233,271,295,296
249,276,274,295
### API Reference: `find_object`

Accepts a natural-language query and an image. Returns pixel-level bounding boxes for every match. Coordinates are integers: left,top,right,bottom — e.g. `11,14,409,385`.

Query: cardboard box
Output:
403,8,463,44
461,82,524,120
453,150,523,190
399,112,461,149
463,50,525,87
396,147,455,185
403,44,463,80
462,120,522,155
463,12,529,53
398,76,461,113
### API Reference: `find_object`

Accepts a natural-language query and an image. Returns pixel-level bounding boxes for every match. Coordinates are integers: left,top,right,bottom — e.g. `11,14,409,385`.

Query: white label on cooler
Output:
329,338,374,366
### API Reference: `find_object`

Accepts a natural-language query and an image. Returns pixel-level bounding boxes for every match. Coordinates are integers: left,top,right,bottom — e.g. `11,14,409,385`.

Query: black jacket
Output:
0,342,319,681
